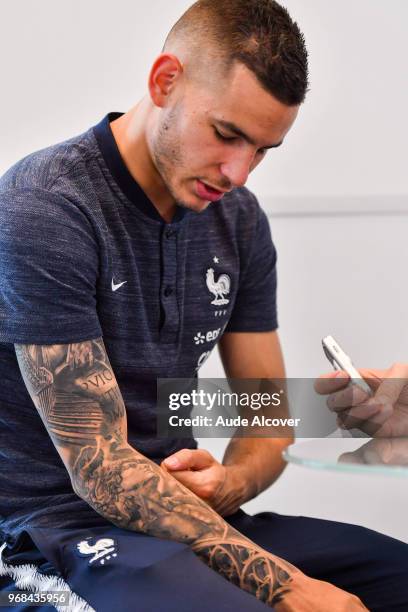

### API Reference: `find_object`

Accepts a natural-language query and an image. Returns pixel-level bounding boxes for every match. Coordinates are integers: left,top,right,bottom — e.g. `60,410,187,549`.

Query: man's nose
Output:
220,152,254,188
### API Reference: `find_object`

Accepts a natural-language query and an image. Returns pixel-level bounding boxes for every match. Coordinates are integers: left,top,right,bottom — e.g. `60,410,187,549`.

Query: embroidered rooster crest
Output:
206,268,231,306
76,537,118,566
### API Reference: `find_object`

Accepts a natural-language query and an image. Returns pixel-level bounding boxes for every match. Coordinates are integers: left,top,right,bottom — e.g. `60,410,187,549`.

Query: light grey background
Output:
1,1,407,541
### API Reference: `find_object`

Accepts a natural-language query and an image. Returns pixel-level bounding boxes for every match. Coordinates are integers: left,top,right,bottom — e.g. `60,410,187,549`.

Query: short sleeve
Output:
225,207,278,333
0,187,102,344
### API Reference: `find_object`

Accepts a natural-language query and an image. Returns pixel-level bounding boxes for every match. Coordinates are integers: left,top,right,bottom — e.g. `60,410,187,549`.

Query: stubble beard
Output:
151,110,203,212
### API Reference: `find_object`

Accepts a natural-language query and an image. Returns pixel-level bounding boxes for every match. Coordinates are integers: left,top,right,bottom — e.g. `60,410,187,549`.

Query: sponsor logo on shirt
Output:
195,351,212,371
194,327,223,345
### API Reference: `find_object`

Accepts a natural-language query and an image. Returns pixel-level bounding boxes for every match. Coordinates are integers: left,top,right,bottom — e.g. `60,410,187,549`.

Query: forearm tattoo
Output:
15,339,296,606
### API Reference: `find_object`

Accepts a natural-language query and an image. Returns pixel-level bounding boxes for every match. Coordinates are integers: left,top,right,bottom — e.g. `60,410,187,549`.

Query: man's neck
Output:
110,100,177,223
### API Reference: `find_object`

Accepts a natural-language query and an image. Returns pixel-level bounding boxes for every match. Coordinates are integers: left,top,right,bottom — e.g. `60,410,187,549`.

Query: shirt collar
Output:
92,112,191,224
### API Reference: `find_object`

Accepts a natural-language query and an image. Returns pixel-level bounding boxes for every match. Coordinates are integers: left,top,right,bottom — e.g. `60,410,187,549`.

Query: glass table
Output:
283,436,408,477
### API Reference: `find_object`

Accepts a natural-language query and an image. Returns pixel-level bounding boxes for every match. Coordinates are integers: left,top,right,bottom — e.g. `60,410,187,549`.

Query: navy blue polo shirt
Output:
0,112,278,535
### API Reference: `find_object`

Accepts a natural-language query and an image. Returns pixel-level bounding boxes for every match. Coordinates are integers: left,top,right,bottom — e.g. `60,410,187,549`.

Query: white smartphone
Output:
322,335,372,396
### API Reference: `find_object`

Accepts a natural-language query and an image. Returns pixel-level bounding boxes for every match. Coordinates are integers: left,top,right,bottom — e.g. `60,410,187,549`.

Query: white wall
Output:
248,0,408,200
200,209,408,543
2,0,407,197
1,1,407,541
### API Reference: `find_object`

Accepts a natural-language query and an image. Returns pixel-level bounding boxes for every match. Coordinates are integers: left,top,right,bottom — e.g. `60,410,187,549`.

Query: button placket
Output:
160,224,179,342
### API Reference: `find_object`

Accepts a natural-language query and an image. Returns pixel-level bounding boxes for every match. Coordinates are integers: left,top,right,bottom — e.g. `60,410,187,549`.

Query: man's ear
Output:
148,53,184,108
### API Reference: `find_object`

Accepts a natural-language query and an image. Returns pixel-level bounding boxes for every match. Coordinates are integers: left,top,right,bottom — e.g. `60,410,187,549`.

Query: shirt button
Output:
166,228,177,239
164,286,173,297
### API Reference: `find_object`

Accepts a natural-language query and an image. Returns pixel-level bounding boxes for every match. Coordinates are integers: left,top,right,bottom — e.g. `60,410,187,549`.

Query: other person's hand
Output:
161,449,245,516
315,363,408,437
339,437,408,466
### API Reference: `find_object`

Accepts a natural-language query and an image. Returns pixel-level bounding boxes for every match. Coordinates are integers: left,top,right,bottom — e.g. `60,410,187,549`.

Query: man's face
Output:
150,61,299,213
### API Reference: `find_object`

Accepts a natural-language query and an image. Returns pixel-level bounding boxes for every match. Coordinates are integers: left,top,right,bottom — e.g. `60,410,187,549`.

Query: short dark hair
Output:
164,0,309,106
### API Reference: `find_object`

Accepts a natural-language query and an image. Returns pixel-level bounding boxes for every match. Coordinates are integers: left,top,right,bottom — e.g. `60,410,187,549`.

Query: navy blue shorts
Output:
1,510,408,611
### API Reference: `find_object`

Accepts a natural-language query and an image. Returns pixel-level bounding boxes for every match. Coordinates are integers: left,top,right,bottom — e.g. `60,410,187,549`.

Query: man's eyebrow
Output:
216,120,283,149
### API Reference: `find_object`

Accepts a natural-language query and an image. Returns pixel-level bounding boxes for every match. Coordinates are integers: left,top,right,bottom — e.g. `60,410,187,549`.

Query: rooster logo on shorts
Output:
76,537,118,566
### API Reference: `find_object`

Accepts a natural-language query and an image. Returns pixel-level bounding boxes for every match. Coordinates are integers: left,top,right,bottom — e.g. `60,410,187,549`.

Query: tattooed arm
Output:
15,339,367,611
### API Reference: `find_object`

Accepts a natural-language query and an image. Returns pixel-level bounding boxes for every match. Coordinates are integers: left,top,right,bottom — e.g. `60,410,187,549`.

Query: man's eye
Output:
214,129,237,142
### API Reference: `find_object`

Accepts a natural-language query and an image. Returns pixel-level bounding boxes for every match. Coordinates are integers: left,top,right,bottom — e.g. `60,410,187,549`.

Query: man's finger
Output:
168,469,205,490
162,448,213,471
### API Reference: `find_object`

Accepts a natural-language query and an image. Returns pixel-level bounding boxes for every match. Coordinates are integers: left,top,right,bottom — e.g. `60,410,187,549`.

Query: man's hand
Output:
315,363,408,437
277,573,368,611
161,449,246,516
161,447,369,610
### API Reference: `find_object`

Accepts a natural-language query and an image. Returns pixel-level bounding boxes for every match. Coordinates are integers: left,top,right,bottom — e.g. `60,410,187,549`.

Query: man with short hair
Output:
0,1,407,610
